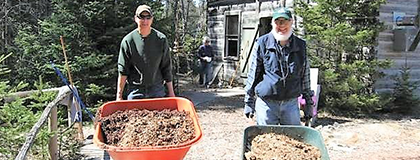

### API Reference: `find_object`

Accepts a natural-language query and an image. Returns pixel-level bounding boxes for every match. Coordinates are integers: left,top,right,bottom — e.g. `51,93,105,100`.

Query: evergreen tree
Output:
3,0,204,105
8,0,164,103
11,0,113,92
295,0,391,113
391,64,420,113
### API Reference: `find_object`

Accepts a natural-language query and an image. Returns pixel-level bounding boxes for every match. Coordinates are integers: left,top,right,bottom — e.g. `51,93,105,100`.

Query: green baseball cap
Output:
273,7,292,20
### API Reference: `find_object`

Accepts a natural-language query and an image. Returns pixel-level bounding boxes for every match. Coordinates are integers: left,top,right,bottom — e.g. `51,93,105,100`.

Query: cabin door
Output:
239,17,272,78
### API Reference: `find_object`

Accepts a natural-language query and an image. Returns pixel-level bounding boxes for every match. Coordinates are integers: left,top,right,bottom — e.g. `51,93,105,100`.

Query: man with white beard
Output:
244,7,314,125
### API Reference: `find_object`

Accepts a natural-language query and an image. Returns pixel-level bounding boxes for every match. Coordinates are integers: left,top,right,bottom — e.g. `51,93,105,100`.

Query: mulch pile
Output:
245,133,321,160
97,109,195,147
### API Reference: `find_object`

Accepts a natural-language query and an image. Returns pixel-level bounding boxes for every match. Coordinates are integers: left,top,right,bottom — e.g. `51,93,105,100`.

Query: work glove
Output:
302,90,315,119
244,103,255,118
127,89,145,100
303,98,314,119
203,56,212,63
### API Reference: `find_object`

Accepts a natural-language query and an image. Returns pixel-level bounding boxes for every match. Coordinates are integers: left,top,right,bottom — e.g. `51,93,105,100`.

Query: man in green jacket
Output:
116,4,175,100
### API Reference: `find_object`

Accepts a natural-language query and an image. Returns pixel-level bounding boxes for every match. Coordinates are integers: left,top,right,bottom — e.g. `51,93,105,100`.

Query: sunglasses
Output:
275,19,290,25
137,14,153,20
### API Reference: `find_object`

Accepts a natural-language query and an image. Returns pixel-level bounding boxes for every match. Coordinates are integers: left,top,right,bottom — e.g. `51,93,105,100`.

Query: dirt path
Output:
184,94,420,160
184,95,252,160
318,116,420,160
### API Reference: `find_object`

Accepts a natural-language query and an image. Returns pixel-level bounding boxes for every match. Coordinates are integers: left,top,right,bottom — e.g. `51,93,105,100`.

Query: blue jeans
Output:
255,97,301,125
200,61,213,85
127,85,166,100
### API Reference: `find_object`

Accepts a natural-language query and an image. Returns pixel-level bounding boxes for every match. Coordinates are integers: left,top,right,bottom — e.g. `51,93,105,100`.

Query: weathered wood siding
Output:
207,0,295,86
208,0,420,95
376,0,420,95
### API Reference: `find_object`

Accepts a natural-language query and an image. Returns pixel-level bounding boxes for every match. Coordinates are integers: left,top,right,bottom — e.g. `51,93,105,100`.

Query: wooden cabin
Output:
206,0,296,86
376,0,420,95
207,0,420,95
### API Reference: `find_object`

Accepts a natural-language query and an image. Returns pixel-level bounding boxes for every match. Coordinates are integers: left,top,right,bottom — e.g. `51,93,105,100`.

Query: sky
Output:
160,0,203,7
193,0,202,7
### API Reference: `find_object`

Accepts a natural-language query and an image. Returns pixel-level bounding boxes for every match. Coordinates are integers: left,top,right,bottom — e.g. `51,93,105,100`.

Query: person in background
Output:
243,7,314,125
116,4,175,100
197,36,214,88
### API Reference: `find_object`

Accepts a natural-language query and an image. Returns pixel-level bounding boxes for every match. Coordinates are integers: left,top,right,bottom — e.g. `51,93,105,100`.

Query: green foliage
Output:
0,98,32,158
295,0,390,114
9,0,123,107
11,0,114,87
0,1,52,54
29,77,57,112
321,60,391,113
86,83,106,96
183,33,206,56
0,53,14,99
0,82,55,159
0,53,12,76
5,0,205,106
1,2,206,157
0,54,76,159
85,83,107,108
175,33,206,74
389,65,420,113
0,80,82,159
58,128,83,159
6,0,176,107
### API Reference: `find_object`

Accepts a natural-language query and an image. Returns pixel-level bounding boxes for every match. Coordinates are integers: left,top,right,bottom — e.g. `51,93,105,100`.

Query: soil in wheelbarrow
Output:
97,109,195,147
245,133,321,160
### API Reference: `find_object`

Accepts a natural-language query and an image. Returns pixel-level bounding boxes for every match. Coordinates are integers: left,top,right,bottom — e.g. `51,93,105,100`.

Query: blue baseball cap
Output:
273,7,292,20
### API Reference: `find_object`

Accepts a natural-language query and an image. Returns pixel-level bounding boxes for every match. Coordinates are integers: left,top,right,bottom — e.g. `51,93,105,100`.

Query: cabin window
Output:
225,15,239,58
259,17,272,36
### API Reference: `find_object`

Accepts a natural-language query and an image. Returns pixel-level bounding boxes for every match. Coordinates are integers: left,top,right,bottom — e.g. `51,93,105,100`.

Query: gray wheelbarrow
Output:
242,125,329,160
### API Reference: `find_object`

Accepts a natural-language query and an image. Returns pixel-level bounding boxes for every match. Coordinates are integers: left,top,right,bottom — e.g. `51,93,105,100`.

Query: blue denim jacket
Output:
244,33,308,113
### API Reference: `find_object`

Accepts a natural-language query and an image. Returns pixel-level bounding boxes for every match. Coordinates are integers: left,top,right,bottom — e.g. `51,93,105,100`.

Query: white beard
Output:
271,29,292,42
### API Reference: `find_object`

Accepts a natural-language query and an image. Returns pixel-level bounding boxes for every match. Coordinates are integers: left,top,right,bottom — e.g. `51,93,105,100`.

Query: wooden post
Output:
60,36,73,84
48,105,58,160
15,89,71,160
60,36,84,141
256,0,260,14
67,93,72,126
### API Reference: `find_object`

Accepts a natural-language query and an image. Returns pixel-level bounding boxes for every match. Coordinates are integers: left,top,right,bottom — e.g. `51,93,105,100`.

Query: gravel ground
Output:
83,76,420,160
184,95,251,160
317,116,420,160
183,93,420,160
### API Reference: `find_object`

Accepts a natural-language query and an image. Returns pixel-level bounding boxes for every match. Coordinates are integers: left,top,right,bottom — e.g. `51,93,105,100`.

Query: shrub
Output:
389,64,420,113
